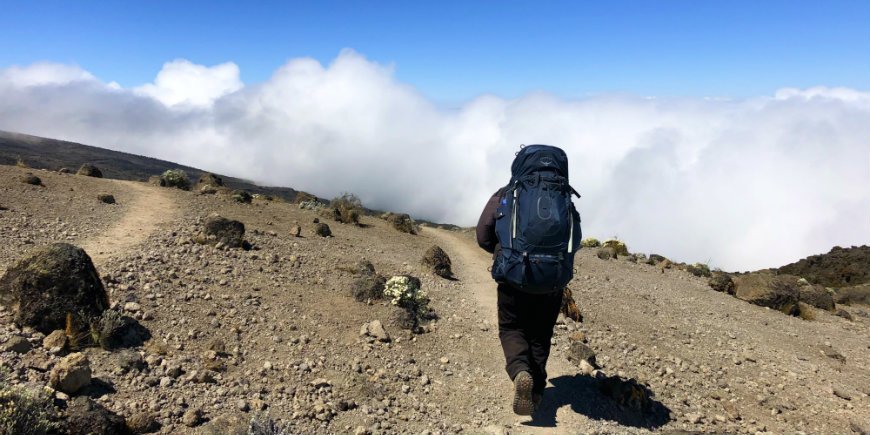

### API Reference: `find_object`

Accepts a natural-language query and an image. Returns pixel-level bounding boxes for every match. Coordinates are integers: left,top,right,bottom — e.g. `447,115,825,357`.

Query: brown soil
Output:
1,167,868,434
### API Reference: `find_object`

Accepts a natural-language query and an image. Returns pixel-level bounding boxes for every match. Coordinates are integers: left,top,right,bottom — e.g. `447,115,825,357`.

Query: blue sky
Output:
1,0,868,102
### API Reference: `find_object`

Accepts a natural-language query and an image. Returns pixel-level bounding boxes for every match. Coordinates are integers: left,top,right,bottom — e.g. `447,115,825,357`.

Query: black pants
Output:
497,284,562,394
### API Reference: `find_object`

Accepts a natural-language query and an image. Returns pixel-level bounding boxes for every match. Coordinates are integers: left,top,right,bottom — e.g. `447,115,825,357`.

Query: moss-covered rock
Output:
199,216,245,249
0,243,108,333
733,272,801,316
708,272,735,294
602,239,629,256
581,238,601,248
314,223,331,237
76,163,102,178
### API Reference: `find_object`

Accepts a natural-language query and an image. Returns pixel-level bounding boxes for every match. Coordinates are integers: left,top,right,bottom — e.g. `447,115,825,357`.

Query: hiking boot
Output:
512,371,534,415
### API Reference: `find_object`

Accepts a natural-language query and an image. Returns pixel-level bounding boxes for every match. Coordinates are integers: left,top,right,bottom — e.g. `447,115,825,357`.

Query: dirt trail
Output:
80,180,180,266
422,227,587,434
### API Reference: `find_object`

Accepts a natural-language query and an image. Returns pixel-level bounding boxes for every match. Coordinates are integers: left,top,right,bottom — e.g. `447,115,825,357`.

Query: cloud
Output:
135,59,242,108
0,50,867,271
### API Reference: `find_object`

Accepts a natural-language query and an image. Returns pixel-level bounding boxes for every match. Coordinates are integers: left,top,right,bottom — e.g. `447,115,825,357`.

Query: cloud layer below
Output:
1,50,867,271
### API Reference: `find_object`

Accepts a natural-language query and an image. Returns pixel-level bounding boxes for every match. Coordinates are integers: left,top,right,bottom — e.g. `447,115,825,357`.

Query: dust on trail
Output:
80,180,180,266
422,227,587,434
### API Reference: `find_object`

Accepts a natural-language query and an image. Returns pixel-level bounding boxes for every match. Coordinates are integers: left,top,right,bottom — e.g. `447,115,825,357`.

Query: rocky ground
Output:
1,163,869,434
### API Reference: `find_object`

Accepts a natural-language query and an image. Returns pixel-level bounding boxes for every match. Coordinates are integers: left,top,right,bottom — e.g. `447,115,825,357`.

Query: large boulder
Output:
0,243,108,333
64,397,126,435
797,280,835,311
198,216,245,248
708,272,735,295
76,163,103,178
733,272,801,315
422,245,452,278
314,223,332,237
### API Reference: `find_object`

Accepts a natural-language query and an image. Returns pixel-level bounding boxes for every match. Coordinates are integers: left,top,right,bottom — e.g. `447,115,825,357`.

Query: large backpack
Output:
491,144,582,293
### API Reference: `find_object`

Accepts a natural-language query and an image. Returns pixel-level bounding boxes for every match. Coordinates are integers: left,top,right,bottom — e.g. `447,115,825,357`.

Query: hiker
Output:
476,144,582,416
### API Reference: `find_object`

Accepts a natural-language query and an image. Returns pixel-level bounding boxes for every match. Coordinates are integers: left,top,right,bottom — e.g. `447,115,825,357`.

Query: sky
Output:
0,1,868,271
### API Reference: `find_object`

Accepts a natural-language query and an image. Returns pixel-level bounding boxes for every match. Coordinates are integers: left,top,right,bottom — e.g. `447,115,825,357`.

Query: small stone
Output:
311,378,331,388
43,330,68,350
127,412,160,433
420,375,430,386
182,408,203,427
2,336,32,354
124,302,142,312
833,387,852,400
49,352,92,394
263,361,273,370
237,399,250,412
687,413,702,424
440,357,449,364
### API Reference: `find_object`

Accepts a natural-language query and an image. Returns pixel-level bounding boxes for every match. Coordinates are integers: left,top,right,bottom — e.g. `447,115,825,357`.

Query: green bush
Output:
0,380,59,435
161,169,190,190
581,238,601,248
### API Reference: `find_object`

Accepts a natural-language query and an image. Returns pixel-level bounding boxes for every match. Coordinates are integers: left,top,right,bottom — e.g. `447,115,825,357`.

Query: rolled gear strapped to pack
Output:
491,145,582,294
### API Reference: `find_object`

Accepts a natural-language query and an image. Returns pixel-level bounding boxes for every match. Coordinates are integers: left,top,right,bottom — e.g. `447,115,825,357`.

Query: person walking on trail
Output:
476,144,582,416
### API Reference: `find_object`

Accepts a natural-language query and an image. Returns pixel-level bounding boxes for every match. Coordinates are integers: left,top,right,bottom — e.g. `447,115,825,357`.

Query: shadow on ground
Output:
524,374,672,429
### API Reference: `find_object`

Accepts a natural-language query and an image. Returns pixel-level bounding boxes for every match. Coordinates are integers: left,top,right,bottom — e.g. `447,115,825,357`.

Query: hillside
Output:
0,163,868,434
776,245,870,288
0,130,303,202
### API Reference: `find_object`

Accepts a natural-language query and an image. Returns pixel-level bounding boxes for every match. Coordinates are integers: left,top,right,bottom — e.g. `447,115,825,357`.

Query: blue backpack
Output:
491,144,582,293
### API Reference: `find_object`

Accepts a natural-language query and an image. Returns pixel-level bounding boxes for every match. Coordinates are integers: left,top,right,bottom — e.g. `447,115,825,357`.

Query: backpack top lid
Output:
511,144,569,179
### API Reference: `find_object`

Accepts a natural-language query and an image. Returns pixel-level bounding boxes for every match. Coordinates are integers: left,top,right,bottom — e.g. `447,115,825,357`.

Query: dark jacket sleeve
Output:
476,190,502,253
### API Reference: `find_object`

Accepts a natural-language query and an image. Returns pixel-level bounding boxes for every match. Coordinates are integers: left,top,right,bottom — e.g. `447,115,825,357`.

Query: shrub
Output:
687,263,712,278
329,193,363,225
387,213,417,235
0,379,59,434
161,169,190,190
15,156,28,168
602,239,629,256
232,190,253,204
249,413,290,435
581,238,601,248
294,192,317,204
708,272,735,294
298,199,324,211
383,276,429,330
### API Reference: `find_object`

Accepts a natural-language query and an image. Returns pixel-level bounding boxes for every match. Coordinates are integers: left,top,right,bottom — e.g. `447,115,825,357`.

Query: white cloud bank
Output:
0,50,867,271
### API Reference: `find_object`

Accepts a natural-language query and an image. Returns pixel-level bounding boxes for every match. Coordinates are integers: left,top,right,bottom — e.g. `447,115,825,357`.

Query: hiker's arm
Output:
476,191,500,253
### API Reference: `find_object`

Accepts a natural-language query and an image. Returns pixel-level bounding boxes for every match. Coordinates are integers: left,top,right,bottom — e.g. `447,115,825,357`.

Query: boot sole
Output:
513,371,535,416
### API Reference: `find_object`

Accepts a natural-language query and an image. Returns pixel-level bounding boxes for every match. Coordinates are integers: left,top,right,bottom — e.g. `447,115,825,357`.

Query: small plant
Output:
581,238,601,248
248,413,290,435
602,239,629,256
0,374,59,434
232,190,253,204
687,262,712,278
298,199,324,210
160,169,190,190
329,193,363,225
14,156,28,168
383,276,429,330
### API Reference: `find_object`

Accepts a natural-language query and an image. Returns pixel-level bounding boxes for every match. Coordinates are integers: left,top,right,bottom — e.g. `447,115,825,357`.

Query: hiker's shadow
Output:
525,374,672,429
